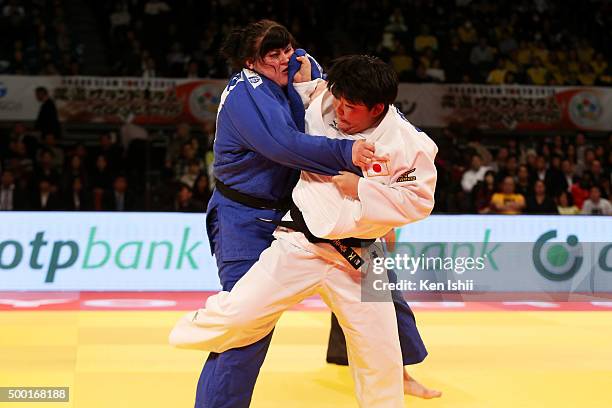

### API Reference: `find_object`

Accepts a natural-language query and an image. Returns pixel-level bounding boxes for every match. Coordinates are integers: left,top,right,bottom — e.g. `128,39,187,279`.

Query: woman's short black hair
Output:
326,55,398,109
221,19,296,70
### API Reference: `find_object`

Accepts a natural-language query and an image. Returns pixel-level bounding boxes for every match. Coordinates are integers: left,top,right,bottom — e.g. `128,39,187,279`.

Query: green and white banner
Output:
0,213,610,292
0,212,218,290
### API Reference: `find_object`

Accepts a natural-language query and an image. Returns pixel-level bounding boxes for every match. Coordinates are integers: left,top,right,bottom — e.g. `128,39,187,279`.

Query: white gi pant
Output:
170,233,404,408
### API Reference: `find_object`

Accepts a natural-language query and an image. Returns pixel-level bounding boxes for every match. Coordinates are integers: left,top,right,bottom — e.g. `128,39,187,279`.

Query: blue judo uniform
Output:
196,50,426,408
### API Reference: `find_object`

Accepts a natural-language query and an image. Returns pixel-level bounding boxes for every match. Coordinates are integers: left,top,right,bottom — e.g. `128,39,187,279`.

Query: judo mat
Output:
1,292,611,408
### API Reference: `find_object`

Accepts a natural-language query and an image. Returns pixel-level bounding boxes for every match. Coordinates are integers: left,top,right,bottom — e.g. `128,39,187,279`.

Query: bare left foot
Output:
404,370,442,399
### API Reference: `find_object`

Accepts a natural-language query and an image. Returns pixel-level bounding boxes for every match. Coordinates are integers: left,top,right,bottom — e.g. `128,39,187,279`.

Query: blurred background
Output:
0,0,611,216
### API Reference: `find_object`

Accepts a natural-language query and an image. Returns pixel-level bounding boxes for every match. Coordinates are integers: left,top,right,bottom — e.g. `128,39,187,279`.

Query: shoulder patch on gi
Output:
396,168,416,182
366,160,390,177
244,69,263,89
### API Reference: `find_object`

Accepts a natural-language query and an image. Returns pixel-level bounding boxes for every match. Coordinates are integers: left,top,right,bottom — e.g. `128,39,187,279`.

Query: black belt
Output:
214,178,291,211
270,203,375,270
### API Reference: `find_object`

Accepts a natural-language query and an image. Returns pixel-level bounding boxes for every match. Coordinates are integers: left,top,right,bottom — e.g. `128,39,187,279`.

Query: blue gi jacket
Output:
208,56,360,262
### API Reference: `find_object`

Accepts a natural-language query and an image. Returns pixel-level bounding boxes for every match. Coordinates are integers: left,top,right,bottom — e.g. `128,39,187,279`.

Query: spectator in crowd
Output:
545,155,565,197
566,144,577,165
179,161,201,188
534,155,548,182
524,149,538,175
5,139,33,184
63,177,92,211
414,24,438,53
527,58,548,85
30,178,62,210
550,135,565,158
594,145,606,164
577,63,596,86
457,20,478,45
591,53,608,78
487,58,507,84
490,147,509,173
103,175,137,211
576,148,596,177
164,122,190,171
590,159,606,189
575,133,590,167
62,154,88,192
40,133,65,170
170,183,200,213
560,159,575,193
466,136,493,165
33,149,61,188
581,186,612,215
556,191,580,215
490,176,525,214
91,133,124,173
526,180,558,214
0,169,26,210
390,44,413,81
461,154,490,193
473,170,497,214
173,142,203,181
425,58,445,82
441,35,469,83
571,173,593,209
192,173,211,209
515,164,532,198
384,7,407,35
34,87,61,139
470,37,495,80
496,155,518,183
90,154,113,192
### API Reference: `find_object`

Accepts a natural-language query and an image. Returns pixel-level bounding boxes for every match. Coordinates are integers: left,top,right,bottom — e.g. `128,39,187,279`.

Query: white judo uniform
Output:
170,81,438,408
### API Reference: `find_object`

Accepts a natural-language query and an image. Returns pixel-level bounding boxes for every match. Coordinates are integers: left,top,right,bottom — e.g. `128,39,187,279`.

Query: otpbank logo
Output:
0,227,203,283
532,230,583,282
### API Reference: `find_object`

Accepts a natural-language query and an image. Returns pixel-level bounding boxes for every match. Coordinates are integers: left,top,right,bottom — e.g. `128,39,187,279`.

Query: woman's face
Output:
251,44,294,87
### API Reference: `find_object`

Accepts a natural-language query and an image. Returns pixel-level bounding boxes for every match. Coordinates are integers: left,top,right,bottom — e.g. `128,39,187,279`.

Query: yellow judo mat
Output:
1,310,611,408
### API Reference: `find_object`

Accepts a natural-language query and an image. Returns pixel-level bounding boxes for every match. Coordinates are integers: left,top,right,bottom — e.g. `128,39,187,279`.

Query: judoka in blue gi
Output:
196,19,438,407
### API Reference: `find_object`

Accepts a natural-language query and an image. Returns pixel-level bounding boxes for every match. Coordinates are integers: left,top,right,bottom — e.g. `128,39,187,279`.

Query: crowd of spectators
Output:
2,104,611,215
434,128,612,215
0,90,214,213
1,1,610,86
0,0,82,75
0,1,611,215
99,0,610,86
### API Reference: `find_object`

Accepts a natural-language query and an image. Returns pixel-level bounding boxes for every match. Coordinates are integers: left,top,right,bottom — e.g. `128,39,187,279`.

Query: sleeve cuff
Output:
293,79,323,108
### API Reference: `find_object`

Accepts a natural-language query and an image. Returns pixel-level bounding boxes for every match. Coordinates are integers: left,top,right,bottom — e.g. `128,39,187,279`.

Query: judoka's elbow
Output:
404,196,434,223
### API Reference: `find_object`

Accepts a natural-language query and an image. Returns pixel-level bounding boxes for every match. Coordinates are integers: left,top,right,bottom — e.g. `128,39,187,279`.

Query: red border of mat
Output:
1,292,612,311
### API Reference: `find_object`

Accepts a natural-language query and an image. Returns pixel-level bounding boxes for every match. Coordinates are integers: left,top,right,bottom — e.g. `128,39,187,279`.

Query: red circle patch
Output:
373,163,382,173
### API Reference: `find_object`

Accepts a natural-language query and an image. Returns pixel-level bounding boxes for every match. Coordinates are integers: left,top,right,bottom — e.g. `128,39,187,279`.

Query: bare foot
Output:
404,370,442,399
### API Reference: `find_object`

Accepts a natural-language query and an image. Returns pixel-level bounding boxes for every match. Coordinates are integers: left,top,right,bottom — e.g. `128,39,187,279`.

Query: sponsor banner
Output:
398,84,612,131
0,212,610,292
0,212,219,291
0,76,226,125
378,215,612,301
1,76,610,130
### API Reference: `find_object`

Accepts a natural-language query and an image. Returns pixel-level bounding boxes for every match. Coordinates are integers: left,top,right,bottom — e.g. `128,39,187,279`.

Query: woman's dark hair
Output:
220,19,295,70
326,55,398,109
557,191,574,206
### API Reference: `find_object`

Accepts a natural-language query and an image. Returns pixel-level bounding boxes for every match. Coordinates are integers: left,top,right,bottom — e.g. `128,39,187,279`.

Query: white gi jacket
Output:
276,81,438,266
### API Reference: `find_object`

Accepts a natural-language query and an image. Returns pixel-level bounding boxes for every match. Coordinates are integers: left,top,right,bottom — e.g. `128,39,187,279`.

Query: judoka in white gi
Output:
170,55,438,408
